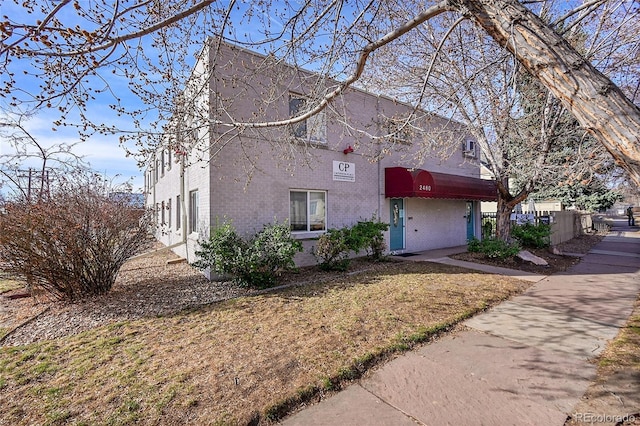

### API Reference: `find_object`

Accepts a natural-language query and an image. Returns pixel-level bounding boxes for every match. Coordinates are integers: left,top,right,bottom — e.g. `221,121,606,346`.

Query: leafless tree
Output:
1,0,638,185
0,111,87,200
358,2,630,238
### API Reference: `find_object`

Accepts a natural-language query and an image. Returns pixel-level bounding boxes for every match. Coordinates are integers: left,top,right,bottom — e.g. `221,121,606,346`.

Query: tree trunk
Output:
453,0,640,186
495,195,513,242
493,177,530,241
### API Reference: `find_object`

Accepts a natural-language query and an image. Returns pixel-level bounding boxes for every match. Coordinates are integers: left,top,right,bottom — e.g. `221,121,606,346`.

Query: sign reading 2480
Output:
419,184,432,191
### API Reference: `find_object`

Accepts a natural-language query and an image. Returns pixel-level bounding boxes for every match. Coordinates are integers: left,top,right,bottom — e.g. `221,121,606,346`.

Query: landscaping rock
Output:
517,250,549,266
549,246,563,255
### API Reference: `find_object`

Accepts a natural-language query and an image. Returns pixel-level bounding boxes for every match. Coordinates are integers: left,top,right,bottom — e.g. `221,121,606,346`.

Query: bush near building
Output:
193,220,302,288
313,220,389,270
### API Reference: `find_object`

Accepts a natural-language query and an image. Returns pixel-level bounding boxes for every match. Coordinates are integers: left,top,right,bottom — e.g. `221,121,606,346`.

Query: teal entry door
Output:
390,199,405,251
466,201,475,240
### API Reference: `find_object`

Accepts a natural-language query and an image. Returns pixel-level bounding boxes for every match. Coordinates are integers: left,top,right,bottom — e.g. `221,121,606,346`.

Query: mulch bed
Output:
450,233,605,275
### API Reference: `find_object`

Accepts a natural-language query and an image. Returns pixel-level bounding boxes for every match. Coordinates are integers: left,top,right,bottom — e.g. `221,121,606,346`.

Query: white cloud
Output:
1,111,144,192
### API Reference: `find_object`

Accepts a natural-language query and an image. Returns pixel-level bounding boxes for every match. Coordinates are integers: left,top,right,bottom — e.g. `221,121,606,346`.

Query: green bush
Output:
511,223,551,249
347,219,389,260
192,220,245,277
313,228,351,271
193,220,302,288
244,221,304,287
313,219,390,270
467,237,483,253
467,237,520,259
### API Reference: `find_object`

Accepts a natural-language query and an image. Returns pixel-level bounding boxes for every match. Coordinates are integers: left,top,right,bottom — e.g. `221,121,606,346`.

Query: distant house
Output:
479,164,564,214
109,192,145,209
144,40,497,266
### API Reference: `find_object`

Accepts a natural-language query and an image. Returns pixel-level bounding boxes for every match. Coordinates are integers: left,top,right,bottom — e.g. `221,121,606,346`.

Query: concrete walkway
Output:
281,224,640,425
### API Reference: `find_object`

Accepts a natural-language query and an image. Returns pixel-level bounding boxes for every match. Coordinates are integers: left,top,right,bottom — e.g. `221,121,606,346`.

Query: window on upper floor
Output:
463,139,477,158
386,119,412,145
289,95,326,143
290,190,326,232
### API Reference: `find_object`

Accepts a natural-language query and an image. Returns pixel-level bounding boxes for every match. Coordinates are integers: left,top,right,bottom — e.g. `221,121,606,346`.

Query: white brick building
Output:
144,40,497,266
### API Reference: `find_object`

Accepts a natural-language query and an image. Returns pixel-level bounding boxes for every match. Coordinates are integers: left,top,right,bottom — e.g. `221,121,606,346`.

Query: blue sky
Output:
0,1,209,193
0,112,142,189
0,1,295,193
0,1,366,195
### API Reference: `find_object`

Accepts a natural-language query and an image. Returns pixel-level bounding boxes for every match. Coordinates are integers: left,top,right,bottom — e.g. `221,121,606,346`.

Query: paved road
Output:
282,223,640,425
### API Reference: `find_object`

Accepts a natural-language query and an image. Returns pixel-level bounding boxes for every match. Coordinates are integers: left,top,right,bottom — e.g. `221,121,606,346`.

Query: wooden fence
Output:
481,210,596,246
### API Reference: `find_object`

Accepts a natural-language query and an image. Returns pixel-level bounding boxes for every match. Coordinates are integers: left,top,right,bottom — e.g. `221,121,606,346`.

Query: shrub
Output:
313,228,351,271
0,175,154,300
467,237,483,253
244,221,304,287
313,219,390,270
347,220,389,261
467,237,520,259
193,220,302,288
511,223,551,249
191,220,245,277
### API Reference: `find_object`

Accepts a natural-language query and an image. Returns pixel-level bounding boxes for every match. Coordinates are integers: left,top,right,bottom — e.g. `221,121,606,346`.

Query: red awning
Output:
385,167,498,201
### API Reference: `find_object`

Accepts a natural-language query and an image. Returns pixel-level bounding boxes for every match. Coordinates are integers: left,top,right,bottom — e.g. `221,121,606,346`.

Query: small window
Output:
289,95,326,143
387,120,411,145
290,190,326,232
161,201,166,225
189,190,199,233
176,195,181,230
167,149,172,171
160,150,166,176
463,139,477,157
154,159,159,182
167,198,172,228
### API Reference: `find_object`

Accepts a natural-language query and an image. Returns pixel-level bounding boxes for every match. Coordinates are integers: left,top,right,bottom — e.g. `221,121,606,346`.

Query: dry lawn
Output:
0,260,529,425
0,276,22,294
566,295,640,425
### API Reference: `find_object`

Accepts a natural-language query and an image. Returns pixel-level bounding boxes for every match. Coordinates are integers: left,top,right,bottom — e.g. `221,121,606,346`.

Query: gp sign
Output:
333,161,355,182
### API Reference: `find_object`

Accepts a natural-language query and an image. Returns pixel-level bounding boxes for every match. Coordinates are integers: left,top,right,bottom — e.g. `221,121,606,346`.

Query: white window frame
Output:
189,190,199,234
167,198,172,228
176,195,181,230
289,94,327,143
290,190,327,233
463,139,477,158
387,119,411,145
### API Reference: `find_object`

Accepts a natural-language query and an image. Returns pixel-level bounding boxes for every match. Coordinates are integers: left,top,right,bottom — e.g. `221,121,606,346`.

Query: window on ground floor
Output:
167,198,172,228
189,190,199,233
290,190,326,232
176,195,181,230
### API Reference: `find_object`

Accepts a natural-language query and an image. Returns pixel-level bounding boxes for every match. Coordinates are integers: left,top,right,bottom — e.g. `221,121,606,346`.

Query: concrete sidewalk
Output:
281,226,640,426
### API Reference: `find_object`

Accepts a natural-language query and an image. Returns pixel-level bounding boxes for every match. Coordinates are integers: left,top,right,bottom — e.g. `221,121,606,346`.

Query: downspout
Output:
152,158,156,225
377,95,382,221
